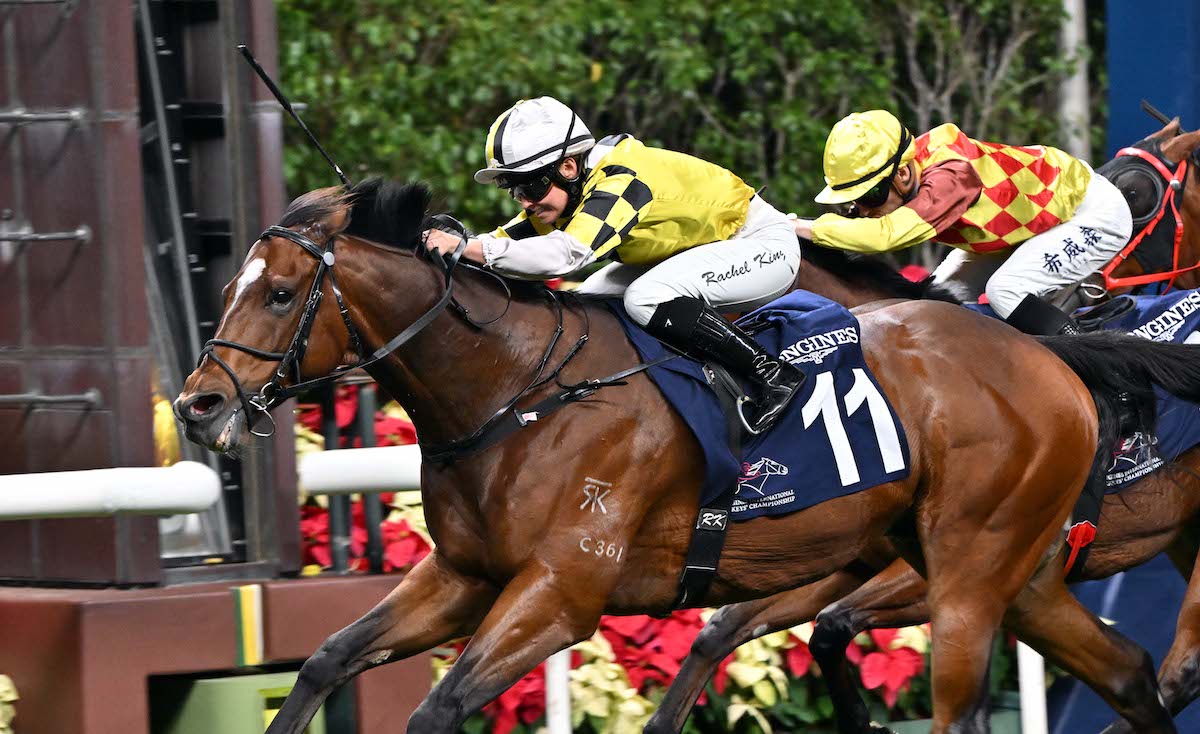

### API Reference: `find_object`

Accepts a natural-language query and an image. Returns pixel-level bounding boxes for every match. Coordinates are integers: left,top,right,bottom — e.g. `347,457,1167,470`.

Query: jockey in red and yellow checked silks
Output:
793,110,1133,335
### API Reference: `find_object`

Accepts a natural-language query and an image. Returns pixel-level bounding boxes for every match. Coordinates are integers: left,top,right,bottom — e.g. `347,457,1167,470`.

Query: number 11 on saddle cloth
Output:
611,289,911,521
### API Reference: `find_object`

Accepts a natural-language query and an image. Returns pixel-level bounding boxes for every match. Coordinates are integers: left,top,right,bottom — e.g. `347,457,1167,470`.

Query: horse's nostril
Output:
186,393,224,418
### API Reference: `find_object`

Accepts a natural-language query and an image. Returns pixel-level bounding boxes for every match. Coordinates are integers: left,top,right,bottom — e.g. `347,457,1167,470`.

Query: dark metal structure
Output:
0,0,300,584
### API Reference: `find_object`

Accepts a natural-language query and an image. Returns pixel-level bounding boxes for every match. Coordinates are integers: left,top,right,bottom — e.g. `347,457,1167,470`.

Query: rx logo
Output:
697,509,728,530
580,477,612,514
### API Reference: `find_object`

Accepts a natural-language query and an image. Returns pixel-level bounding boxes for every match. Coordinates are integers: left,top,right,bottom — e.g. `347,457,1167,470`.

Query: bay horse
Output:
174,179,1200,734
1094,120,1200,296
652,247,1200,734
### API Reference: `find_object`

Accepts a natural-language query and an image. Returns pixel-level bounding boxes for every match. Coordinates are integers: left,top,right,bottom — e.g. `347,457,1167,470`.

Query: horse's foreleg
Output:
406,568,606,734
1004,559,1176,734
809,558,930,734
645,569,868,734
266,551,495,734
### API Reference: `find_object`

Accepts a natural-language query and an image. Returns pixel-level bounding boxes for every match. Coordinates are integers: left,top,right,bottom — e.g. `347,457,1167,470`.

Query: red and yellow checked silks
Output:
914,123,1091,253
811,123,1092,256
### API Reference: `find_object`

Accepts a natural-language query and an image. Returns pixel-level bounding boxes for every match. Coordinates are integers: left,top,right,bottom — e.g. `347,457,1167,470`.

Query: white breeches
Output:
576,196,802,325
931,169,1133,318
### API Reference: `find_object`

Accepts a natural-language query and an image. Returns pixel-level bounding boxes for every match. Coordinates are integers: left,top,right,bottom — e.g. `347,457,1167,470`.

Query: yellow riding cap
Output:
816,110,916,205
474,97,596,184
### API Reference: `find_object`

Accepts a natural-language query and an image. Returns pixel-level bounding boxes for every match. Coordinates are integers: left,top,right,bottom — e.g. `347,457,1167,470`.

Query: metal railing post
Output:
356,384,385,574
320,386,351,572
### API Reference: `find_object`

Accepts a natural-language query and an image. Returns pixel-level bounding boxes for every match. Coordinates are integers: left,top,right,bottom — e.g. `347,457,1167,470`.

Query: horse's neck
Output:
342,246,572,444
795,261,894,308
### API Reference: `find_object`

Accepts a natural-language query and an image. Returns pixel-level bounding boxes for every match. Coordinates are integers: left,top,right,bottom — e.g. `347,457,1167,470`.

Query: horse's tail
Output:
1038,331,1200,497
1038,331,1200,409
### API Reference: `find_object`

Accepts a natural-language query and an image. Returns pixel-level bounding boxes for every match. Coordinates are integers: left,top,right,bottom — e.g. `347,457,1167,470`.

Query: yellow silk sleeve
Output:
810,207,938,254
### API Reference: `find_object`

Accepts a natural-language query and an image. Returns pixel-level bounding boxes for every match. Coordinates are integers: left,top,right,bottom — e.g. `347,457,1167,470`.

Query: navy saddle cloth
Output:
969,291,1200,489
610,291,911,521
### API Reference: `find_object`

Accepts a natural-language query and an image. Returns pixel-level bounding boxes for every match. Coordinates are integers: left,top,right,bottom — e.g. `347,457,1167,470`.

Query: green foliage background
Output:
278,0,1102,246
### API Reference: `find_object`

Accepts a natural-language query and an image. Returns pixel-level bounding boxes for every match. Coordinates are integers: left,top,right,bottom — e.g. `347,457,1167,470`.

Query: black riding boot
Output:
1004,293,1081,335
646,297,806,434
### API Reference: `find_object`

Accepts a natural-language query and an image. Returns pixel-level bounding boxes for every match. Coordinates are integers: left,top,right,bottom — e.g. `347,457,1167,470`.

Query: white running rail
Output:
298,444,422,495
0,461,220,519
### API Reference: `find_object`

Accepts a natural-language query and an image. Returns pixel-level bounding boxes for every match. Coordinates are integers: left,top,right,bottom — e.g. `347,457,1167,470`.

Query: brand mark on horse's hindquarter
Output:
580,477,613,514
579,537,624,561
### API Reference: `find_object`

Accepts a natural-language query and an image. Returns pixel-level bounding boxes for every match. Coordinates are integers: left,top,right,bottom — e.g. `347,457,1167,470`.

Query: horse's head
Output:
1096,119,1200,289
173,179,433,453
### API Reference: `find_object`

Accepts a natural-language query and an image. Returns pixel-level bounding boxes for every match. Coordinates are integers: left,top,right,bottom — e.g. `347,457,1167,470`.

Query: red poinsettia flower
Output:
380,518,431,572
597,611,707,694
785,639,814,677
296,385,361,438
858,628,925,708
484,662,547,734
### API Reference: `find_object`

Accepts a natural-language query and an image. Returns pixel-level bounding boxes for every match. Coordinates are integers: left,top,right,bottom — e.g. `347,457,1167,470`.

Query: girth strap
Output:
669,363,745,610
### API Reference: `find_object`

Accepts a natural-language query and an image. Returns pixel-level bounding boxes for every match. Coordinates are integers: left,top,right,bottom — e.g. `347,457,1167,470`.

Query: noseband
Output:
197,218,471,437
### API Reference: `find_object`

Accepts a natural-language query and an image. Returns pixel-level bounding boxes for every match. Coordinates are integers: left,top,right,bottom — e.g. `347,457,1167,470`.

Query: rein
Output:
198,218,472,438
199,216,673,459
1102,147,1191,290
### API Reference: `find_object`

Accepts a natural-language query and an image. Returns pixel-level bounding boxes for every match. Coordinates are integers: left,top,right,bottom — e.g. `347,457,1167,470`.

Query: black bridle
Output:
195,214,652,460
197,217,473,438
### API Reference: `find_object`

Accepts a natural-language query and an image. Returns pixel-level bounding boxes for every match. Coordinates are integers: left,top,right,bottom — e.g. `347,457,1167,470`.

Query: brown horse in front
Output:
175,180,1197,733
652,246,1200,734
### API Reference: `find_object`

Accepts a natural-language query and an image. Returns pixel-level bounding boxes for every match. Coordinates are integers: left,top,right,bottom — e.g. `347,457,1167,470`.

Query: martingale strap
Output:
1103,148,1191,290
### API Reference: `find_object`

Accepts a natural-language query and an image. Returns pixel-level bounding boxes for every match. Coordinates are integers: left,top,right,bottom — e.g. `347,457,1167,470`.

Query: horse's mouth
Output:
212,409,245,453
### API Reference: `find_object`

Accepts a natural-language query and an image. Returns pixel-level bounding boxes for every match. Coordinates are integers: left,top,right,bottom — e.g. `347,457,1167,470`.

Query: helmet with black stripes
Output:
474,97,595,185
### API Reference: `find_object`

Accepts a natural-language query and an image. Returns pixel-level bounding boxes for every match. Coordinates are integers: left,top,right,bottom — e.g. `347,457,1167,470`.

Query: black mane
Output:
285,177,551,299
343,178,433,248
801,241,962,304
277,178,432,249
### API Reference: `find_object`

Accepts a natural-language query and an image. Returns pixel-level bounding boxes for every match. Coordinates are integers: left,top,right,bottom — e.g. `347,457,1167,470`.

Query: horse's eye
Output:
271,289,293,305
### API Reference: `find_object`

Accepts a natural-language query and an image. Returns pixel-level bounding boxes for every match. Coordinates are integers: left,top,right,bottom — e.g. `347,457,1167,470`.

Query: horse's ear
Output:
323,202,351,234
1148,118,1182,141
1161,128,1200,165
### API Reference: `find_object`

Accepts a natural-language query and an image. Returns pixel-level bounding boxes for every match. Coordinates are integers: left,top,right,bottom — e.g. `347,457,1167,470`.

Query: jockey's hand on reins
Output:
424,228,462,257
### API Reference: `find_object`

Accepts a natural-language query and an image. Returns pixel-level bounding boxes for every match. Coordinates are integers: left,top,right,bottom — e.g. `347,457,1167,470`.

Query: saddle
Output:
610,292,912,608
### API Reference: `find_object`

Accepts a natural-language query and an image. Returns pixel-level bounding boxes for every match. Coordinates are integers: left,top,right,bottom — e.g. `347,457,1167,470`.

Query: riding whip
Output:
238,44,352,187
1142,99,1188,134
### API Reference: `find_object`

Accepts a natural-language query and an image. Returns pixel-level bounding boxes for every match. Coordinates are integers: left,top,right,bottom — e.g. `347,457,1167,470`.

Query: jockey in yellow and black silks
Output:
793,110,1133,335
424,97,803,433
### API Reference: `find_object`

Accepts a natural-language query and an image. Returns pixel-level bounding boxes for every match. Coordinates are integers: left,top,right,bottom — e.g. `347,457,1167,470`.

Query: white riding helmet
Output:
474,97,596,185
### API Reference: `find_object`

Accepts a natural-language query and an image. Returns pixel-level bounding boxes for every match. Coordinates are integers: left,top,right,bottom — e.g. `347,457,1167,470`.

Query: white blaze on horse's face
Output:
234,257,268,308
213,253,268,335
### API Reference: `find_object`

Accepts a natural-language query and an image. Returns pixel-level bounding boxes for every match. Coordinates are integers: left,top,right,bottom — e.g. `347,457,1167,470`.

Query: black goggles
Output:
497,167,555,202
832,127,913,215
855,175,896,210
